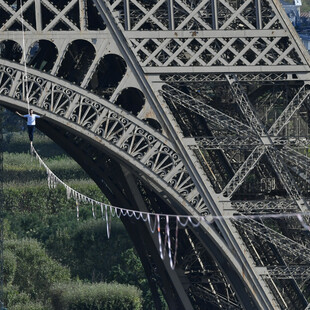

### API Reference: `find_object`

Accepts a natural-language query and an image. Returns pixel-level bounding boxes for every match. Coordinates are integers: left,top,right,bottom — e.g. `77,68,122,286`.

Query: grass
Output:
3,131,65,157
3,132,99,195
4,178,97,189
4,152,85,171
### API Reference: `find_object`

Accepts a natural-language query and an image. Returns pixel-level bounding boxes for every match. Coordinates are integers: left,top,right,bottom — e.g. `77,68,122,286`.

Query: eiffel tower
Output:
1,0,310,308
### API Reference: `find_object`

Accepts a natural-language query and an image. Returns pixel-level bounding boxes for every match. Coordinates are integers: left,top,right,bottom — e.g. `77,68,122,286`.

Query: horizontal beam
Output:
124,29,290,39
144,65,310,74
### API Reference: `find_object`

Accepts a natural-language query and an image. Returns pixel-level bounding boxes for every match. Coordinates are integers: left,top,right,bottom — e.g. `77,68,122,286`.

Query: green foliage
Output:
109,249,145,285
4,182,105,214
301,3,310,12
2,110,25,134
4,152,90,182
5,238,71,300
3,130,64,157
3,249,17,285
3,219,16,239
3,122,158,309
282,0,310,11
46,219,132,281
4,284,48,310
109,249,167,310
10,301,47,310
3,284,32,308
50,282,142,310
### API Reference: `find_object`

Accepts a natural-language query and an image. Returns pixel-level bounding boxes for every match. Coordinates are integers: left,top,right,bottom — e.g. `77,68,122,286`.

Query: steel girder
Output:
0,59,270,309
1,0,310,308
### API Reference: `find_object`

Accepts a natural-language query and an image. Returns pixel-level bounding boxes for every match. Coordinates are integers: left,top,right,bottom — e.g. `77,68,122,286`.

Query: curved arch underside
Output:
1,0,310,308
0,63,262,309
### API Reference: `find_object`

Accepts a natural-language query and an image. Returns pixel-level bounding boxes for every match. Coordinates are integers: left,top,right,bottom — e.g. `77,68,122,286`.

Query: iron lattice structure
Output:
0,0,310,308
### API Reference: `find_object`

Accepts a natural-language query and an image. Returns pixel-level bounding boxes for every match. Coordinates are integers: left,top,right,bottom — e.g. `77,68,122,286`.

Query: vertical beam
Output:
0,108,3,310
255,0,262,29
124,0,131,31
79,0,88,31
167,0,175,30
255,0,263,29
35,0,42,31
211,0,218,30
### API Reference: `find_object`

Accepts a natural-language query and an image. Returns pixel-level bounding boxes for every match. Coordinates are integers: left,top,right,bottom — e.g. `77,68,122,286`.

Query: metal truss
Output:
280,147,310,183
1,0,310,308
193,284,243,309
266,266,310,280
231,199,302,214
186,136,310,150
177,228,243,309
227,75,309,210
222,145,265,197
161,84,254,136
161,73,291,83
271,137,310,148
268,84,310,136
187,136,260,150
233,219,310,266
116,0,310,74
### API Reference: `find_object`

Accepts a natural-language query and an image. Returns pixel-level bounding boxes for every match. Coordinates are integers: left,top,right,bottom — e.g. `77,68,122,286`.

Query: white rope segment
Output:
31,145,310,270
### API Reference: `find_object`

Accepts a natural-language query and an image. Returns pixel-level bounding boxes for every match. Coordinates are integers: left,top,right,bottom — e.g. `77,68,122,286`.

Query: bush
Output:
46,219,132,281
3,284,32,308
109,249,167,310
50,282,142,310
4,182,105,214
3,249,17,285
5,238,71,300
10,301,46,310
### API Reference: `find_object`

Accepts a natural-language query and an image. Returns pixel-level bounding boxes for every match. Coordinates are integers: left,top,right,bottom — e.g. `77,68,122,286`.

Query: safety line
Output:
31,146,310,221
30,145,310,269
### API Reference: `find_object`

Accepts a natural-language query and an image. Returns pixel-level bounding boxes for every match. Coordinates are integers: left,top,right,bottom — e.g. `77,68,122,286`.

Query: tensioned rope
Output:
30,145,310,269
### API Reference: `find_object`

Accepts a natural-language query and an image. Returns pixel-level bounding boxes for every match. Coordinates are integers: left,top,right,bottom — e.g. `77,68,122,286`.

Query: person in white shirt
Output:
16,109,42,145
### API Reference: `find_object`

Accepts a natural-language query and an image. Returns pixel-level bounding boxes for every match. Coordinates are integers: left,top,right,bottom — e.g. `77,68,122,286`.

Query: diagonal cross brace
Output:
268,84,310,136
222,145,265,197
161,84,255,136
224,75,309,209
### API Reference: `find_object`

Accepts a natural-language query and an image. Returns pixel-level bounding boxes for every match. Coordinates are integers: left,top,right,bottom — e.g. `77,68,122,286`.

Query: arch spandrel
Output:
2,0,310,308
0,60,205,212
0,60,267,309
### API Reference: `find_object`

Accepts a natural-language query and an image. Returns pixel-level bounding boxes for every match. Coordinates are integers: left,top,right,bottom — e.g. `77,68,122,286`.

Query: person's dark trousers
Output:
27,125,35,142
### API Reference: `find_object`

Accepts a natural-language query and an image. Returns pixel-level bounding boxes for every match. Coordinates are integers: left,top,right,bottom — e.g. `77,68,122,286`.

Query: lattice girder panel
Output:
109,0,310,73
0,0,106,31
128,33,308,71
176,227,245,309
2,0,310,308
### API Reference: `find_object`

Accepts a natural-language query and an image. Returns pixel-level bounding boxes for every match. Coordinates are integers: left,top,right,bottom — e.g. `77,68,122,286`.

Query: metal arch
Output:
0,60,209,211
92,0,289,308
31,120,253,309
0,70,275,309
96,1,310,309
1,0,310,308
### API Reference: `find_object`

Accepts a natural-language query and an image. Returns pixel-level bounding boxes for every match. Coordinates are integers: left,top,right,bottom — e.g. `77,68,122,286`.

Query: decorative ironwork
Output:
1,0,310,308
